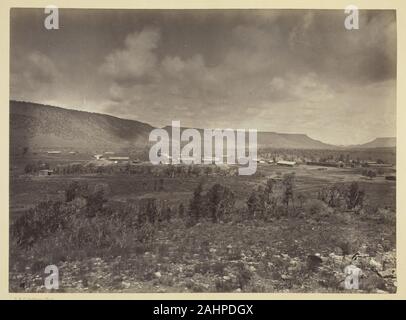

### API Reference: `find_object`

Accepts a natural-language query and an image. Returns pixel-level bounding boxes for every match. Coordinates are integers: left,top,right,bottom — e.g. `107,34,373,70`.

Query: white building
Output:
277,160,297,167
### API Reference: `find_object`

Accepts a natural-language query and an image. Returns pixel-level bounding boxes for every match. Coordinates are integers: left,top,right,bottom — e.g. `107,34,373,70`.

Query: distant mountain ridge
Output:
256,132,335,149
162,126,336,149
350,137,396,149
10,100,395,152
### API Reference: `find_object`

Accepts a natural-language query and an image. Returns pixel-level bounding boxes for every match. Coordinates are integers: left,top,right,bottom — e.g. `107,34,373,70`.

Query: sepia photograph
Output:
9,8,396,294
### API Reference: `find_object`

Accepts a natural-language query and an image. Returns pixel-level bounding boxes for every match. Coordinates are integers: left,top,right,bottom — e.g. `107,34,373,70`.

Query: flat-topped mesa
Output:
149,121,258,175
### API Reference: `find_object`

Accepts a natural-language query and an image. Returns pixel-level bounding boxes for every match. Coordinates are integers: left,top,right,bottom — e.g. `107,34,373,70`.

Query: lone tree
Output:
264,178,274,201
161,204,172,222
65,181,89,202
346,182,365,211
247,187,265,219
282,173,295,215
178,203,185,219
139,198,159,224
367,170,377,179
188,180,205,225
296,193,306,209
85,189,106,217
263,179,279,219
206,183,235,222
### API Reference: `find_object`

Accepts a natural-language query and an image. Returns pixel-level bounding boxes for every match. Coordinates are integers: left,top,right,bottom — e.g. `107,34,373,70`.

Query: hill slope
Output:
11,100,373,152
353,137,396,149
257,132,335,149
10,100,154,152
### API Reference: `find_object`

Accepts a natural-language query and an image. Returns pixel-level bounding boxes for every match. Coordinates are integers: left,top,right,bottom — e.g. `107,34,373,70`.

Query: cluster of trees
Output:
11,181,175,250
185,174,297,225
161,164,237,178
361,169,377,179
246,174,296,220
185,173,368,225
12,174,370,254
317,182,365,212
11,200,73,246
24,161,50,174
258,148,395,166
53,163,128,175
64,181,109,216
360,168,385,178
186,180,236,226
52,163,238,178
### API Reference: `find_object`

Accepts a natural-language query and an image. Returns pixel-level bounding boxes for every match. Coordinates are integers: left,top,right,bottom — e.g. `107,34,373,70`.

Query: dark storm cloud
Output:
10,50,61,101
10,9,396,145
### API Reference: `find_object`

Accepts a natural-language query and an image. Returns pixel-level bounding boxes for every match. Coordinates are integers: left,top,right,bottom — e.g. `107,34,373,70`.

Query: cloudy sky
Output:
10,9,396,145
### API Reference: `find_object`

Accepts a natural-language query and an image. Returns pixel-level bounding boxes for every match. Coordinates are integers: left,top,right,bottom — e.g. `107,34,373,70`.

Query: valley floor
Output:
9,163,396,293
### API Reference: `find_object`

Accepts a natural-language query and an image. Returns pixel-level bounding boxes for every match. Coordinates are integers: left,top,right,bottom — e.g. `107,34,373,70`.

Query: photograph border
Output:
0,0,404,300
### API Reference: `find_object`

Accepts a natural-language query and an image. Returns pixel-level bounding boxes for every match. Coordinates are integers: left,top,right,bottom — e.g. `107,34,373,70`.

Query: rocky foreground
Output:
10,233,396,293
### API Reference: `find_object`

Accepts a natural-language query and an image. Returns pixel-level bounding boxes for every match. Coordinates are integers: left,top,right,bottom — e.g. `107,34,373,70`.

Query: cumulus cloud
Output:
100,27,161,84
10,9,396,144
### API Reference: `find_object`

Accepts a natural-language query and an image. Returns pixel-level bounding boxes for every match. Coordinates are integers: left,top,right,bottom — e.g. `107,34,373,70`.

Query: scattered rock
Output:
113,275,122,282
369,258,382,271
154,272,162,278
378,268,396,278
383,251,396,269
376,289,389,294
281,274,292,280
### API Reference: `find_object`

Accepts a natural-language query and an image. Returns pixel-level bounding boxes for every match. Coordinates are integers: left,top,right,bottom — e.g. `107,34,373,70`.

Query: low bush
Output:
10,182,163,259
304,199,330,217
11,201,74,246
24,161,50,174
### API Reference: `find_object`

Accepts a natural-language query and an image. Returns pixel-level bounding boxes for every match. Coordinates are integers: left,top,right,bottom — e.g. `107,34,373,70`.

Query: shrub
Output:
93,182,111,196
345,182,365,211
206,183,235,222
178,203,185,219
24,161,50,174
11,191,158,255
11,201,75,246
376,168,385,175
304,199,329,217
296,193,306,208
65,181,89,202
138,198,159,224
85,189,107,217
317,183,346,208
246,189,263,219
377,208,396,225
161,205,172,222
187,181,205,226
361,169,377,179
282,173,296,214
